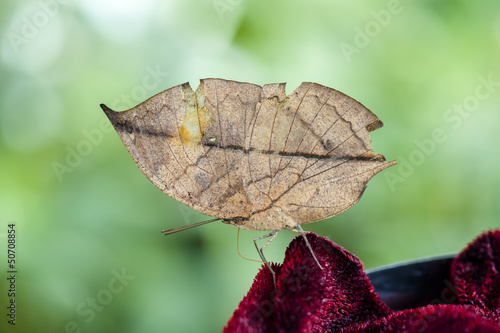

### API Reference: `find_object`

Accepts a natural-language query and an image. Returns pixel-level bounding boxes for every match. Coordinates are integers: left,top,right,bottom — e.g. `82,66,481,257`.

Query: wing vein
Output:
151,104,193,194
274,83,313,177
247,98,272,202
214,81,248,205
266,104,280,196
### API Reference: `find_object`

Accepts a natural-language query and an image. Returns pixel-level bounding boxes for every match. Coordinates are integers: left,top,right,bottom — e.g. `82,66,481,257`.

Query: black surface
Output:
366,255,456,310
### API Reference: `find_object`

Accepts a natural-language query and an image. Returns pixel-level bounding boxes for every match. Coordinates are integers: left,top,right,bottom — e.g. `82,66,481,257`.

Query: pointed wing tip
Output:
100,103,115,117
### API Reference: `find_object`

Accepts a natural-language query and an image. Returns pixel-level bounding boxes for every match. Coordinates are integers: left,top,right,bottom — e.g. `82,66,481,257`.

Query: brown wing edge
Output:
100,81,192,113
100,103,116,120
297,158,396,226
366,119,384,132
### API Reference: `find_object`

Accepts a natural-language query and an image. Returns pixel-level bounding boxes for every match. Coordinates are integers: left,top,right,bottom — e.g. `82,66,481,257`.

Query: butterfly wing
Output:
102,79,395,227
242,82,395,225
101,79,262,219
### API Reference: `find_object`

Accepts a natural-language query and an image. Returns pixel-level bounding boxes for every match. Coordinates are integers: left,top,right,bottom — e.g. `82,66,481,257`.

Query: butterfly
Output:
101,78,395,284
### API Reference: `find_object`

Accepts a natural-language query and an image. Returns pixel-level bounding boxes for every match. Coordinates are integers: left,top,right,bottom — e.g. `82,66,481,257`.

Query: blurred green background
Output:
1,0,499,331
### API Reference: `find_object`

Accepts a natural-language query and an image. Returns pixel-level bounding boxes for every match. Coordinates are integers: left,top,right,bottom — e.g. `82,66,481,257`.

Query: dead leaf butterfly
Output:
101,78,395,284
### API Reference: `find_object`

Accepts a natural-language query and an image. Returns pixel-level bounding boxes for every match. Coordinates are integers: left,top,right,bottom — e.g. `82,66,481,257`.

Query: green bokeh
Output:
1,0,499,331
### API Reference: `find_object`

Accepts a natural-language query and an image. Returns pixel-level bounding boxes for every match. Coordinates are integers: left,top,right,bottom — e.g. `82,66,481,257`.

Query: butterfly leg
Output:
253,230,279,288
291,224,323,270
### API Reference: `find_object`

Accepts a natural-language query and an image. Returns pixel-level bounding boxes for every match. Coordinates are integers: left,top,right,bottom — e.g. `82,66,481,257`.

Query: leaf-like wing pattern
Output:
102,78,395,230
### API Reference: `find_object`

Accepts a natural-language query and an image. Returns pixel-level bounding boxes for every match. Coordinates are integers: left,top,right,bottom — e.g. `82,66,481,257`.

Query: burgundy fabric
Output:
225,230,500,332
342,304,500,333
451,230,500,324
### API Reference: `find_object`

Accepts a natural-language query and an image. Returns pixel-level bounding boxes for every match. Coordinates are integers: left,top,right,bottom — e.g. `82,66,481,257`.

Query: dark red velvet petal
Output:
272,233,391,332
451,230,500,324
224,233,390,333
341,304,500,333
223,263,281,333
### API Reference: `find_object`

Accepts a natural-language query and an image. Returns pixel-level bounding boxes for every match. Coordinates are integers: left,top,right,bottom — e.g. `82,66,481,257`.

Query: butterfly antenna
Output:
161,218,222,235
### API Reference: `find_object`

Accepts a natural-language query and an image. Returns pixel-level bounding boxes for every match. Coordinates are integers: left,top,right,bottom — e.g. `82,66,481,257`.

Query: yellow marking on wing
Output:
180,106,213,144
